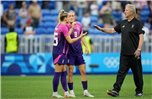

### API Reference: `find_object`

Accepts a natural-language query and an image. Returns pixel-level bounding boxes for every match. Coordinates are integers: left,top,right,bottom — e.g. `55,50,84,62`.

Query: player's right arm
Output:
63,25,87,44
65,32,87,44
94,25,116,34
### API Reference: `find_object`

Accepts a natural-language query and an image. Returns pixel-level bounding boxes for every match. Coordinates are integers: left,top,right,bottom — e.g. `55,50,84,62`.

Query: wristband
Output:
137,48,141,51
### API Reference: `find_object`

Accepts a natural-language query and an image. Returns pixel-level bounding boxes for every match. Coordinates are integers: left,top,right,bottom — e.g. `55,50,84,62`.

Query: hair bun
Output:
60,9,65,14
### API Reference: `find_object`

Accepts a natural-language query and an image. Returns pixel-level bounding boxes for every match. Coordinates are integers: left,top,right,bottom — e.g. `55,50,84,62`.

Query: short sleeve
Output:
137,22,145,35
114,22,121,33
62,26,69,37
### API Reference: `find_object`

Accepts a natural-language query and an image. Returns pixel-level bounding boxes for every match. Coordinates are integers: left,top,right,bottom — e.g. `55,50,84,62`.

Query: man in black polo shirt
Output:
94,4,144,97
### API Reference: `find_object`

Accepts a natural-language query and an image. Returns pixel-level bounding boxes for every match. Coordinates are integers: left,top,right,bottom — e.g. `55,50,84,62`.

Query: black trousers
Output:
113,55,143,93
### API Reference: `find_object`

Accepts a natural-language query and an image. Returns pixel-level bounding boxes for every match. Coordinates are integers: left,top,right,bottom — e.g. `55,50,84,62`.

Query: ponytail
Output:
58,9,68,23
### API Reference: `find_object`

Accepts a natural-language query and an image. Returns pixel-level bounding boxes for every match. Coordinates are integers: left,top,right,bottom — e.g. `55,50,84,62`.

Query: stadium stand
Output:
1,1,152,35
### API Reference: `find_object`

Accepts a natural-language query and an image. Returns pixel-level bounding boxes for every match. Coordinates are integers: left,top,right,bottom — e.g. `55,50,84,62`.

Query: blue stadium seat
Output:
142,6,149,10
16,16,21,27
2,1,16,10
140,10,150,22
49,1,56,10
46,28,54,34
112,10,122,22
88,28,101,34
77,16,82,22
15,28,23,34
45,22,57,29
2,2,9,10
42,9,51,16
39,22,45,28
42,16,57,22
91,16,98,23
35,28,46,34
39,22,56,29
1,28,9,34
38,1,42,6
15,9,19,14
50,9,58,16
1,28,23,34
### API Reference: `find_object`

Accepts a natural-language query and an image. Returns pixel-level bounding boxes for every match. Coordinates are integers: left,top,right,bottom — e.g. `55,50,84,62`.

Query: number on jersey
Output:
53,32,58,46
74,31,78,37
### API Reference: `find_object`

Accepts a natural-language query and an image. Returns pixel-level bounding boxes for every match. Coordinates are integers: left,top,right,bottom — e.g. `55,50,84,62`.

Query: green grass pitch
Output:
1,75,152,99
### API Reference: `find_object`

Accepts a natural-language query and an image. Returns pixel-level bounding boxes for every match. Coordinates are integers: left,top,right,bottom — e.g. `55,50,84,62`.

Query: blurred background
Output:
1,0,152,75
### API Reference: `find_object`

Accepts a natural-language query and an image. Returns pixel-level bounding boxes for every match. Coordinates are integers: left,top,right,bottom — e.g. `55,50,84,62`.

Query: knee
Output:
68,73,73,82
81,70,86,76
68,67,74,74
68,69,73,78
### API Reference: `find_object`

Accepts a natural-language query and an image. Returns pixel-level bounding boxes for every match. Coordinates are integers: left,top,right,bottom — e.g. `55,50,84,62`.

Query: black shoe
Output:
107,90,119,97
135,93,143,97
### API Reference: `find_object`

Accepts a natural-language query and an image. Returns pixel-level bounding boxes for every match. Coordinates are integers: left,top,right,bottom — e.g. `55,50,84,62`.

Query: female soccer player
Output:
66,11,94,98
52,10,87,98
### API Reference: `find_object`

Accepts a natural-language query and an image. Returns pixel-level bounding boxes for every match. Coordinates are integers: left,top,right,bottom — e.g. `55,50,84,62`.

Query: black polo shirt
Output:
114,18,144,55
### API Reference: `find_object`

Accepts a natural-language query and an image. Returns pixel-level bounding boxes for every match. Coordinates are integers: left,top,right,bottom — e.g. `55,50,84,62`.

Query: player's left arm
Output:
134,22,145,59
134,34,144,59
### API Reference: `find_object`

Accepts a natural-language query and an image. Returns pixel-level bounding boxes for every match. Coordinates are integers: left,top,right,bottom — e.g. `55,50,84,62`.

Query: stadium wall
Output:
1,53,152,75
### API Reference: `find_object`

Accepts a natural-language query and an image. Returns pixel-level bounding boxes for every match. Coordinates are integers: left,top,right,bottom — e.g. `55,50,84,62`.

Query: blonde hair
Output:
126,4,136,17
58,10,68,23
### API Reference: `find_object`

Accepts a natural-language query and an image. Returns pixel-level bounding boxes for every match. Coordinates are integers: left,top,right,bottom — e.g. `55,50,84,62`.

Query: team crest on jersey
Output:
122,25,125,28
131,24,134,28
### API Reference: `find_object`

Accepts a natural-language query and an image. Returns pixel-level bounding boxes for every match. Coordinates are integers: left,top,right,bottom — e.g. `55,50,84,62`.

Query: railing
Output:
1,35,152,54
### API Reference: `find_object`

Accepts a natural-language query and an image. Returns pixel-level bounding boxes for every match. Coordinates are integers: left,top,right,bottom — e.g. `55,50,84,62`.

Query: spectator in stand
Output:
19,2,28,28
42,1,50,9
99,1,113,28
69,1,77,12
81,12,91,32
3,4,16,28
148,1,152,32
77,0,88,17
28,0,41,28
24,19,35,36
90,1,98,16
111,1,122,24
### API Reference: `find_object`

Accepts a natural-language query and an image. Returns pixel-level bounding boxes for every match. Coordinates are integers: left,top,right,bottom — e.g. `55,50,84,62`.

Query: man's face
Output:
124,6,133,18
67,12,76,23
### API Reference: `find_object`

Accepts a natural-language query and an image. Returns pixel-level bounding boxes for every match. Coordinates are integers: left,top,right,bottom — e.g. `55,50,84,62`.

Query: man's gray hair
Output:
126,4,136,16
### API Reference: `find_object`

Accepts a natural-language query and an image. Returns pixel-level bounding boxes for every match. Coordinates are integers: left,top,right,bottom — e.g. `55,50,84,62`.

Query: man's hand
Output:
94,25,103,31
134,49,141,59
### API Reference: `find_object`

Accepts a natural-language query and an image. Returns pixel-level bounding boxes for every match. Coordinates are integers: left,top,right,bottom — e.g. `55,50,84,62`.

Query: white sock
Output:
64,91,69,94
84,90,88,92
53,92,58,95
70,90,74,93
